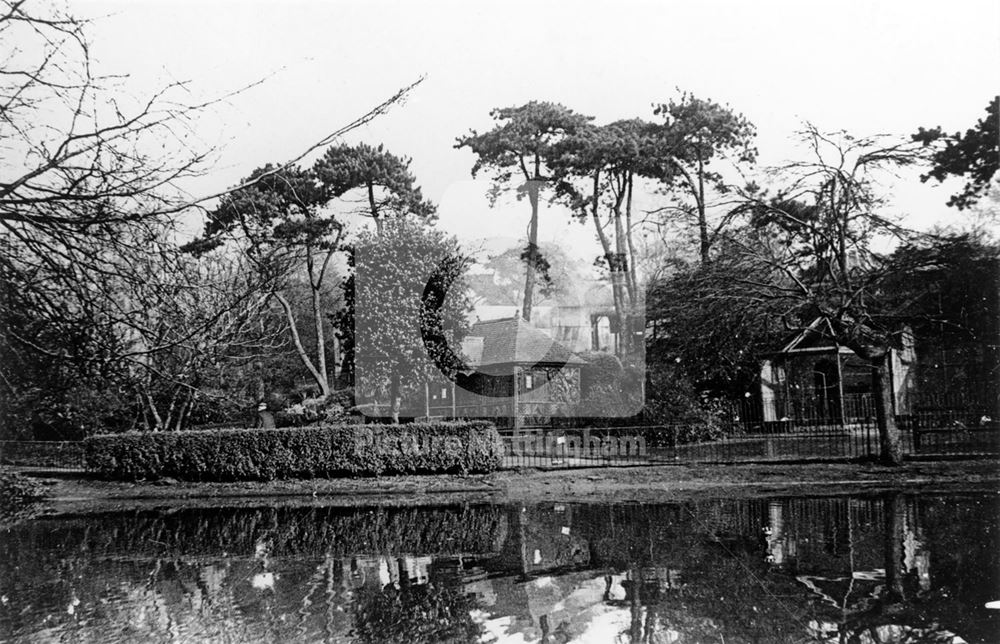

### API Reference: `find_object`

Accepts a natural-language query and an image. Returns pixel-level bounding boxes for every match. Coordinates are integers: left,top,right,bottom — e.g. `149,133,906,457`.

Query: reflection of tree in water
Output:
1,496,996,643
13,504,507,559
351,565,484,644
568,496,996,644
0,504,503,643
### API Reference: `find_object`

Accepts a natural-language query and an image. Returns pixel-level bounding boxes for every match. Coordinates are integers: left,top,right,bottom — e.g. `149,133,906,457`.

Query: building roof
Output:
777,318,840,354
462,316,586,367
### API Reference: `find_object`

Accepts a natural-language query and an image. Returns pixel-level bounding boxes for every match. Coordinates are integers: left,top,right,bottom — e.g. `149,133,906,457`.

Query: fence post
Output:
765,436,776,458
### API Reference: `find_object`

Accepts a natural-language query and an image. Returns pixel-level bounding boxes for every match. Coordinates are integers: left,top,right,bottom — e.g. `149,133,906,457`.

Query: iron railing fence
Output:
724,394,878,431
902,408,1000,456
5,396,995,472
0,440,85,467
725,390,997,427
498,418,889,469
499,407,998,469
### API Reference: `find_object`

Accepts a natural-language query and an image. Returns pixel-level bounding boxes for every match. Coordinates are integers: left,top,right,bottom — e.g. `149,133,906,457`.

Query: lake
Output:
1,492,997,643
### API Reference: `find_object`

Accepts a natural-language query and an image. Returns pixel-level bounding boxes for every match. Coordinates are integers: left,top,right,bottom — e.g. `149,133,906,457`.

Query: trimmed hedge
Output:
83,421,502,481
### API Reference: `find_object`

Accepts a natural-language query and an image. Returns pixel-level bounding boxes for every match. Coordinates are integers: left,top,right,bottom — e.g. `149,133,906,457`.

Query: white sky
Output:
70,0,1000,260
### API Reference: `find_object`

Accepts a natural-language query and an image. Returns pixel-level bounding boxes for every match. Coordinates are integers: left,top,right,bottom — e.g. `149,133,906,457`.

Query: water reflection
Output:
1,494,996,643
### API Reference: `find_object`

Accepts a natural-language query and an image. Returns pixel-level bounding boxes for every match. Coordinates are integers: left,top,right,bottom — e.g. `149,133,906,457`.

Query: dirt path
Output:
10,458,998,515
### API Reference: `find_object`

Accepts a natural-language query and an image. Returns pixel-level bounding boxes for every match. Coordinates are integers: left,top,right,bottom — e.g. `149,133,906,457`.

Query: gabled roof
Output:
779,318,839,353
462,316,586,367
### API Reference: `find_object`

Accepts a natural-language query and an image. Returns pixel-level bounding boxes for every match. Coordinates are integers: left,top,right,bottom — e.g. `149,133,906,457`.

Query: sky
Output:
69,0,1000,260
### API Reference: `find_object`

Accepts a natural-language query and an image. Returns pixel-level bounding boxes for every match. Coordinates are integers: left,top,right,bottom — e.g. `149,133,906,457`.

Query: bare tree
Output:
0,1,215,256
122,238,283,431
0,0,423,431
728,123,928,464
189,139,435,397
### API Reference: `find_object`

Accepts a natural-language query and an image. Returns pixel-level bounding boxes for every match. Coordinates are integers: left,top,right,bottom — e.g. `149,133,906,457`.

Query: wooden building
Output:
418,315,586,427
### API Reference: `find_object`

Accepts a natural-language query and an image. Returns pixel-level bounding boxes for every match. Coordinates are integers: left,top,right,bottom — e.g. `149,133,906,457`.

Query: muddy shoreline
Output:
8,458,998,517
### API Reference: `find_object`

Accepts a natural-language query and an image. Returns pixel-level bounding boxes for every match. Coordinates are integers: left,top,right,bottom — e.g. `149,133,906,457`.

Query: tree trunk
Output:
872,353,903,465
255,357,266,403
138,394,152,431
696,148,710,264
882,493,906,602
368,181,383,235
275,292,331,397
629,566,642,643
625,174,639,298
309,274,329,396
588,170,629,356
390,372,401,424
174,389,195,432
612,200,632,356
163,389,179,432
305,246,330,397
522,180,540,322
144,391,163,431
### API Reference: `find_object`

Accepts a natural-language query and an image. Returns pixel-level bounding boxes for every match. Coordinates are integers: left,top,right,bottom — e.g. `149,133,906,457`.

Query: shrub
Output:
641,360,725,444
275,390,353,427
0,469,47,506
83,421,503,481
353,581,484,644
0,469,47,528
579,351,624,393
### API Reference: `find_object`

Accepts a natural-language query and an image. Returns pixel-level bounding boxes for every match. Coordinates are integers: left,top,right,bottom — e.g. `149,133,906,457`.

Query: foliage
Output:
649,92,758,261
0,3,425,437
572,351,643,421
457,101,593,189
457,102,592,321
480,242,580,305
0,470,47,506
10,504,507,559
0,227,280,438
0,469,47,528
646,236,795,397
192,164,344,395
913,97,999,210
879,232,1000,341
313,142,436,230
722,125,930,462
342,219,472,421
579,351,625,392
190,142,434,397
549,119,654,356
0,3,277,434
124,243,282,431
352,581,483,644
83,421,503,480
641,361,725,444
0,302,134,439
274,390,354,427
